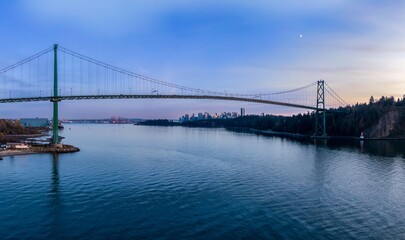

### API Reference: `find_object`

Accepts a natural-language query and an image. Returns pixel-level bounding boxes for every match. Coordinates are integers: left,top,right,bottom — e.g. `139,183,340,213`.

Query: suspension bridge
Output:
0,44,348,144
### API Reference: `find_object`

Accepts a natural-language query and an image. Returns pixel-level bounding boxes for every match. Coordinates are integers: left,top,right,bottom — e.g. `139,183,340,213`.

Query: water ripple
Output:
0,125,404,239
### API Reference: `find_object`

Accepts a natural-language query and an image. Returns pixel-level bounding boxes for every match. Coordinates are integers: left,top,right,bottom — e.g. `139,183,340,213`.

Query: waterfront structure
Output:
7,143,30,149
20,118,49,127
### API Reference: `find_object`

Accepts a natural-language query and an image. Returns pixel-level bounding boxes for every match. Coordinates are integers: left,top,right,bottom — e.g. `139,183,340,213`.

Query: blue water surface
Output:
0,125,404,239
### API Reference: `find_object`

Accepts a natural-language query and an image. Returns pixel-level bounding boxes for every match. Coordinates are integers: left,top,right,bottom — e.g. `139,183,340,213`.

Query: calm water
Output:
0,125,405,239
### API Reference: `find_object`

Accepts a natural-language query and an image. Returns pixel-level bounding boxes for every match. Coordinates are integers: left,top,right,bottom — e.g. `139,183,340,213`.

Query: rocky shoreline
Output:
0,144,80,157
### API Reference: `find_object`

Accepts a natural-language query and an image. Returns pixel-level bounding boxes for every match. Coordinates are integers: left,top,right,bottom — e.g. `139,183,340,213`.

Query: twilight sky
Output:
1,0,405,119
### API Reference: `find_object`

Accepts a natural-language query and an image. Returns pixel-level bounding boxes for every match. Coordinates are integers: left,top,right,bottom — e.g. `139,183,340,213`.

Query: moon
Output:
300,34,303,38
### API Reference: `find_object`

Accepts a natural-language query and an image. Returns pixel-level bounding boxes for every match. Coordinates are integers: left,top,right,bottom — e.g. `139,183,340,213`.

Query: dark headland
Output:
138,96,405,140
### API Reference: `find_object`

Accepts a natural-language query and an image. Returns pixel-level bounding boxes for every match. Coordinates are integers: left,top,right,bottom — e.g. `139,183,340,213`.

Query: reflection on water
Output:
0,125,404,239
321,139,405,158
234,128,405,158
49,154,62,238
51,154,60,198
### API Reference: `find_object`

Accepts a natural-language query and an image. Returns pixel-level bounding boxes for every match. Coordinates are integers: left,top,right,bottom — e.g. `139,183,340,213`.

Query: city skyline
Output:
1,1,405,118
179,107,246,122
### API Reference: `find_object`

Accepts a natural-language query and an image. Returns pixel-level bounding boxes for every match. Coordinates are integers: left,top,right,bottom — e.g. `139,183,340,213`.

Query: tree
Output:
369,96,375,104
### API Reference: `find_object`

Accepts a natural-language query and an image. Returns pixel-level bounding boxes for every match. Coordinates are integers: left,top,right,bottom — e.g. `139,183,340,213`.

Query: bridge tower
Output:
314,80,326,136
51,44,60,144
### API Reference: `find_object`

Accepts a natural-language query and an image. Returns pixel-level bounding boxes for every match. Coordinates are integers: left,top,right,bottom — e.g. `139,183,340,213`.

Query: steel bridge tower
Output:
314,80,326,136
51,44,60,144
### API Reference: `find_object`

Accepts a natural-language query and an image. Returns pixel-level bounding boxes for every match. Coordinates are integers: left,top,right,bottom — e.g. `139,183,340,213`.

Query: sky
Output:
1,0,405,119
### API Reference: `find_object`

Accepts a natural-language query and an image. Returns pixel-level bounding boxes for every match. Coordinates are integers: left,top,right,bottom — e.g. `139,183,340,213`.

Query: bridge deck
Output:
0,94,319,110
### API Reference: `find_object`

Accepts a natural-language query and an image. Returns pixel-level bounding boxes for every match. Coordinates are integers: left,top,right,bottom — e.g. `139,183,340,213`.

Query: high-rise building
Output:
198,113,204,120
241,108,245,117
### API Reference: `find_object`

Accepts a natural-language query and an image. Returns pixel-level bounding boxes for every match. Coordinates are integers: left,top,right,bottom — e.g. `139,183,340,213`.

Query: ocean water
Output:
0,124,404,239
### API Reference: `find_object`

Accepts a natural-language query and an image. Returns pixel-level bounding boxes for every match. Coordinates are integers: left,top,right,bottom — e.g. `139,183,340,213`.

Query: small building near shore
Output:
20,118,49,127
7,143,30,149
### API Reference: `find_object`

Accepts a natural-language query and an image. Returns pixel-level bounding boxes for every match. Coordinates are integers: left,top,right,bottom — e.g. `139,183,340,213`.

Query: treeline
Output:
0,119,41,142
140,96,405,137
327,96,405,136
181,114,314,133
0,120,34,135
138,119,179,126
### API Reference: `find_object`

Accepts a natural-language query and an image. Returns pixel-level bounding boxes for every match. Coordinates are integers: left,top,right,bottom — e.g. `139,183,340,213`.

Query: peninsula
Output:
0,119,80,157
138,96,405,139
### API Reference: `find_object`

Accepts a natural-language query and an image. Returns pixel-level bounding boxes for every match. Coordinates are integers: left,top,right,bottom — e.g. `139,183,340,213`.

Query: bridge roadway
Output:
0,94,319,111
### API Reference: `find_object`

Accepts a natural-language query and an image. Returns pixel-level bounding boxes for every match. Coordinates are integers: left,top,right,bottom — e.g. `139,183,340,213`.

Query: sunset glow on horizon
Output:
1,0,404,119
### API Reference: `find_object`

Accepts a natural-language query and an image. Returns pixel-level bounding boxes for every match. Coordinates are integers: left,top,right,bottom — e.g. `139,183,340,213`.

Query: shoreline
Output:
245,128,405,141
3,125,404,158
0,150,35,157
5,133,48,138
137,124,405,141
0,144,80,158
2,132,50,143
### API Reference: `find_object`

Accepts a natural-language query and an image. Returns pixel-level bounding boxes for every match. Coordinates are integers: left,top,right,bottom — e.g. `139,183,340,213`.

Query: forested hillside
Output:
0,119,40,142
179,96,405,137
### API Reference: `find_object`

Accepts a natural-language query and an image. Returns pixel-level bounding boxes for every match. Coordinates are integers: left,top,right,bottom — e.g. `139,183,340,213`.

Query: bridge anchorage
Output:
0,44,348,144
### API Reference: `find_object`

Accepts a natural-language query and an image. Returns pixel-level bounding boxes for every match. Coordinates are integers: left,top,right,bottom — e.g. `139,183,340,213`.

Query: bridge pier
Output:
52,44,59,144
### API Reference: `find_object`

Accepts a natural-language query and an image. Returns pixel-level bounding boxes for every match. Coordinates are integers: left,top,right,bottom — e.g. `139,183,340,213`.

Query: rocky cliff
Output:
366,110,405,138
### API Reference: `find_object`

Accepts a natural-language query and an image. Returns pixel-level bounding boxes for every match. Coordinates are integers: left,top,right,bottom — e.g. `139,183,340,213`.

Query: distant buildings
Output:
19,118,49,127
7,143,30,149
110,116,134,124
198,113,204,120
179,108,246,123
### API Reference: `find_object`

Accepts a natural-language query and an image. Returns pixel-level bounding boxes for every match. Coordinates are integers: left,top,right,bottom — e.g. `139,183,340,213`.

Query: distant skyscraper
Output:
241,108,245,117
